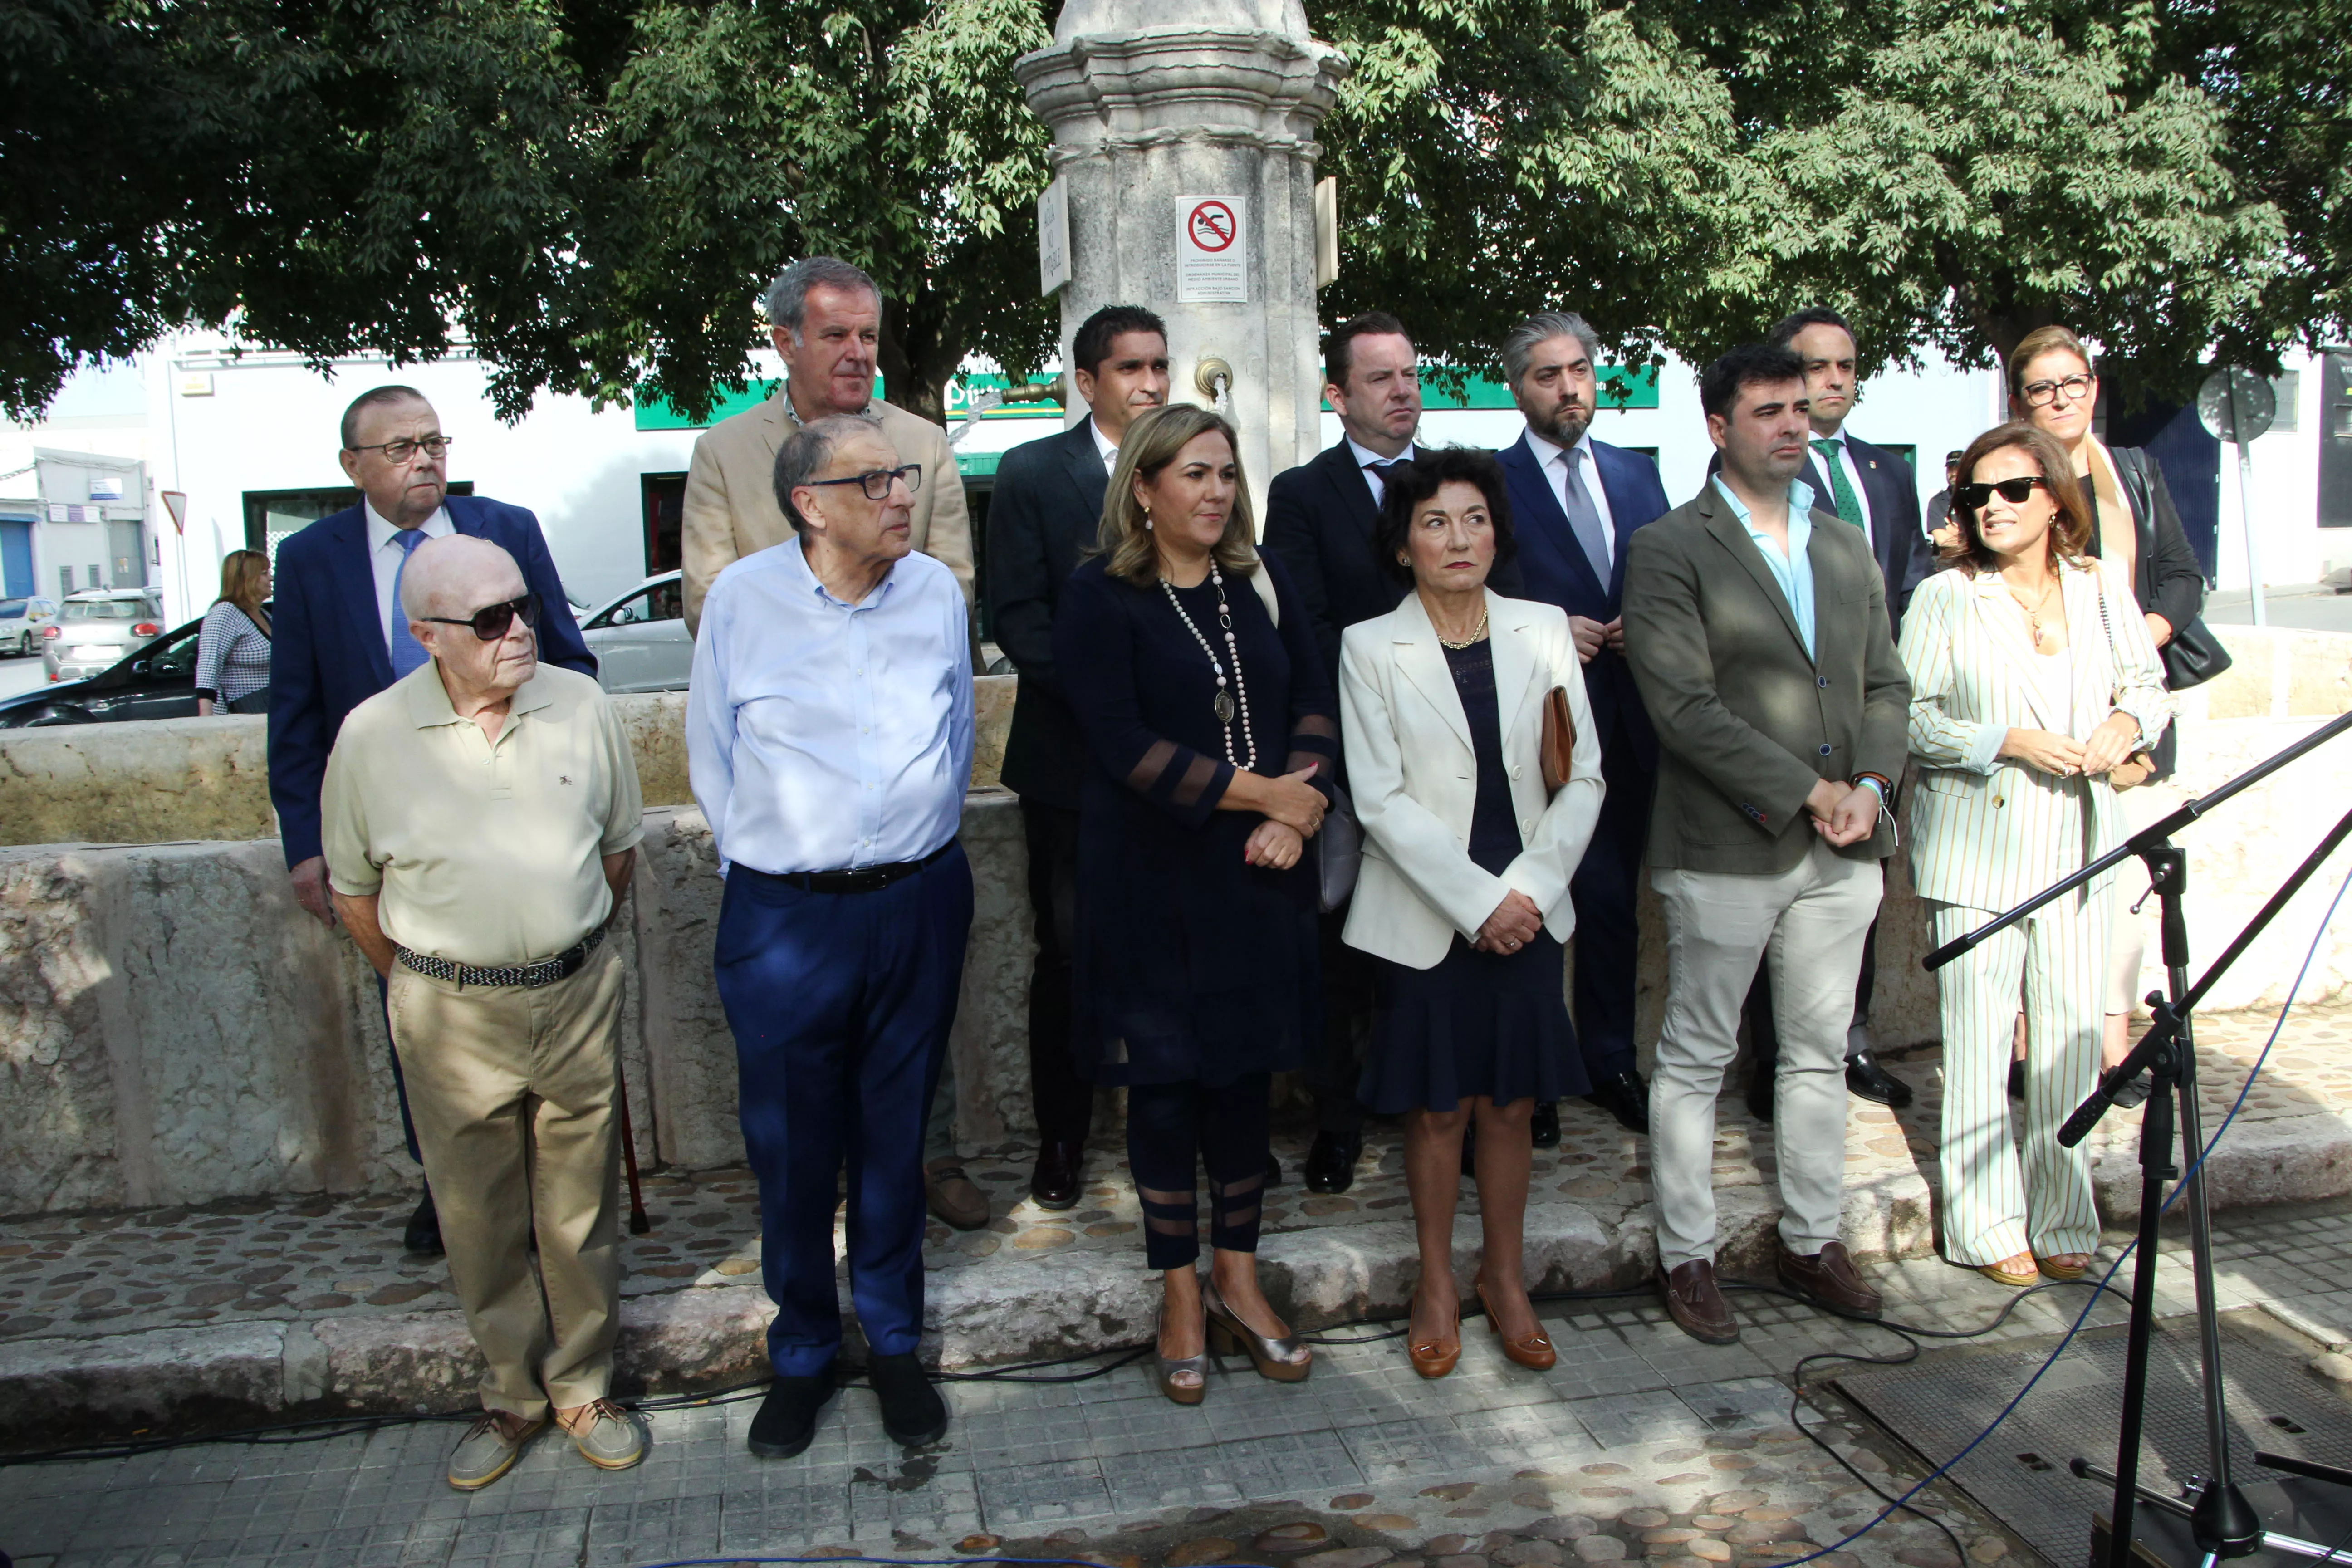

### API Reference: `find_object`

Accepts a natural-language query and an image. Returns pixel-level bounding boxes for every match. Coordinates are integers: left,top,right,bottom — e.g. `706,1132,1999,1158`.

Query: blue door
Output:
0,520,32,598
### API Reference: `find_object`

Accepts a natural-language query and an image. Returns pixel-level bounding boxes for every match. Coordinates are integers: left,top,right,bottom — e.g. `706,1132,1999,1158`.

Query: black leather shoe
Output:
748,1365,837,1458
1530,1101,1560,1149
1746,1069,1774,1123
1846,1050,1914,1109
1029,1140,1083,1211
1583,1070,1649,1136
1303,1131,1362,1194
403,1187,444,1256
1264,1152,1284,1188
868,1352,948,1447
2008,1060,2026,1101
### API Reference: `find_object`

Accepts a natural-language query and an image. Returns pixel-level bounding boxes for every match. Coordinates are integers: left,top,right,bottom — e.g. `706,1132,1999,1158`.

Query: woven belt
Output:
760,840,955,896
397,926,605,989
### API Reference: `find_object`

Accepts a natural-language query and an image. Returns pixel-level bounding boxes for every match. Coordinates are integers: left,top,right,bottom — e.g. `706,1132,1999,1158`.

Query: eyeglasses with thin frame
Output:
2020,373,2094,408
347,435,455,464
419,594,537,641
803,463,923,501
1955,476,2050,513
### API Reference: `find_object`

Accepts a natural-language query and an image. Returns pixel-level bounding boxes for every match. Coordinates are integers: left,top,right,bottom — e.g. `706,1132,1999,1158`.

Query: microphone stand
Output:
1923,707,2352,1568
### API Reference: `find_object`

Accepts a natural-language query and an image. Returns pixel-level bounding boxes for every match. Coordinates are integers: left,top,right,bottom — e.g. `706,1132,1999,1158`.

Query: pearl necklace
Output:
1160,563,1257,770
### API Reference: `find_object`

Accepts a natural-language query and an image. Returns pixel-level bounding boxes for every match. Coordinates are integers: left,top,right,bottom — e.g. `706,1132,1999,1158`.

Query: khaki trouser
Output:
387,939,624,1421
1650,841,1885,1269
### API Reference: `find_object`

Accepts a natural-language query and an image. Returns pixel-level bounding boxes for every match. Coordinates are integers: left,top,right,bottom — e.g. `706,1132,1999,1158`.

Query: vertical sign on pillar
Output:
1177,196,1248,303
1038,177,1072,297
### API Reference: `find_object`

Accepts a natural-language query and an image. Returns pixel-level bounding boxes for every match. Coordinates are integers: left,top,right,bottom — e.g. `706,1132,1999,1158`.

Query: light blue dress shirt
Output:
1712,473,1820,661
688,539,974,876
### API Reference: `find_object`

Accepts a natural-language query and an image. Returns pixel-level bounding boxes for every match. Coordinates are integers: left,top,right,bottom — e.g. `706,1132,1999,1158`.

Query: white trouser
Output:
1651,840,1884,1269
1929,893,2106,1264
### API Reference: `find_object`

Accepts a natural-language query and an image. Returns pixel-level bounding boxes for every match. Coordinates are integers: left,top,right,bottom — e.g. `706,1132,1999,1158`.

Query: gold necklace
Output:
1436,605,1490,650
2006,574,2061,650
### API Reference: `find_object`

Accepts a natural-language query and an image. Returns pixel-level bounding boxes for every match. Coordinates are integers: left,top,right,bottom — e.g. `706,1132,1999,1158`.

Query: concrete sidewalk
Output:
0,1201,2345,1568
1,1005,2346,1446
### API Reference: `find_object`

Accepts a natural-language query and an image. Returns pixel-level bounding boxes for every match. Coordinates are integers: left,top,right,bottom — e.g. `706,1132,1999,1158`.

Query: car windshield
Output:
64,600,144,621
0,600,23,617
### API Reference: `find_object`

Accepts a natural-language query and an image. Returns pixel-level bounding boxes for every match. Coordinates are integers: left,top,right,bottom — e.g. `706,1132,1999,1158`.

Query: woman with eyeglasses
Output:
1897,422,2172,1287
2009,328,2205,1102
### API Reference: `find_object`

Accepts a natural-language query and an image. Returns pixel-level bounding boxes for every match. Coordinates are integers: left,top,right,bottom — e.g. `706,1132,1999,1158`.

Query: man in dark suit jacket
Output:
1493,311,1673,1137
270,385,596,1253
1730,307,1936,1116
985,305,1171,1209
1260,311,1435,1193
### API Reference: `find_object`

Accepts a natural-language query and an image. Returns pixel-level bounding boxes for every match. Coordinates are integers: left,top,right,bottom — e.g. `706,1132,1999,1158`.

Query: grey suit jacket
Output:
1621,482,1911,874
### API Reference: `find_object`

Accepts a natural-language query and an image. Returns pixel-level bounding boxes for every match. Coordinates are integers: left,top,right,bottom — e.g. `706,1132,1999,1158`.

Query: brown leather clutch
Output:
1540,685,1576,792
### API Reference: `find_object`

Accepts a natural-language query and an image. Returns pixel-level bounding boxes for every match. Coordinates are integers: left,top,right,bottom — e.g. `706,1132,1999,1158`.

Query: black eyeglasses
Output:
420,594,537,641
347,435,454,463
804,464,923,501
2020,373,2093,408
1955,476,2049,512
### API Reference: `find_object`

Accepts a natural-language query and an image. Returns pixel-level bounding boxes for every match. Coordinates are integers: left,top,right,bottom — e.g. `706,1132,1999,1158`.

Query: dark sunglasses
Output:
1955,476,2049,513
420,593,538,641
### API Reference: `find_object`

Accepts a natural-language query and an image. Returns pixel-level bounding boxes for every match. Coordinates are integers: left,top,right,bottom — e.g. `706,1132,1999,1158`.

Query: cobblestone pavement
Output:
2,1200,2345,1568
3,1005,2342,1352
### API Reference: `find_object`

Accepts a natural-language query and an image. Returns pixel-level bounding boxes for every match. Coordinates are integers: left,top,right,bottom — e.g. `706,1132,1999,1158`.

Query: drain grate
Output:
1833,1316,2352,1568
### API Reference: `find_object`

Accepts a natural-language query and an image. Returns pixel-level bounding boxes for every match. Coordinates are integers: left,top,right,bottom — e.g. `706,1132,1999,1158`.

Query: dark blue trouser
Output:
1568,735,1655,1080
714,845,974,1377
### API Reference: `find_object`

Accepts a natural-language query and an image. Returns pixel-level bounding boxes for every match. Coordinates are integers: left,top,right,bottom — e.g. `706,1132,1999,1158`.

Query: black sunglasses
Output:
420,594,538,641
1955,476,2049,513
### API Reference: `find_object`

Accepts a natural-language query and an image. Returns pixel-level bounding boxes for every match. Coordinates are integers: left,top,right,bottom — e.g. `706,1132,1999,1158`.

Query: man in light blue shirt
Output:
688,415,975,1461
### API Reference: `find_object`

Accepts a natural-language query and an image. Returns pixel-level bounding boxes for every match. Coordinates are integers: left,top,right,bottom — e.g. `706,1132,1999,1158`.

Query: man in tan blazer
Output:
1620,343,1910,1347
680,256,974,635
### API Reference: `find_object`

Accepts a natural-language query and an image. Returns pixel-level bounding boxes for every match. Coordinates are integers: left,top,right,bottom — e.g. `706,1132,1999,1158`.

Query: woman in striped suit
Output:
1898,423,2172,1287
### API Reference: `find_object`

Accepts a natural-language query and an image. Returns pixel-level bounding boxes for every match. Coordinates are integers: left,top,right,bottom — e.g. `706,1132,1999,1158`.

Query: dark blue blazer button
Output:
1817,675,1830,687
1818,743,1833,756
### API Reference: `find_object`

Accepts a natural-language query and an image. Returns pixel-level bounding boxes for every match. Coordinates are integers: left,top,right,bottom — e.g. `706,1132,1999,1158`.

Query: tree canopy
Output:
2,0,2342,423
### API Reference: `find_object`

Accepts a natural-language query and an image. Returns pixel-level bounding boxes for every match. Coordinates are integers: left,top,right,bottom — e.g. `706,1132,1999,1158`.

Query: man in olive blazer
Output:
681,257,973,635
1620,344,1910,1347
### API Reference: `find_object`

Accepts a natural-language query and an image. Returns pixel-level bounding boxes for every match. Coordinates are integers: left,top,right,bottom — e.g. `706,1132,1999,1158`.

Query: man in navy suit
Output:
1734,308,1934,1117
270,385,597,1252
1494,311,1673,1137
985,304,1170,1210
1261,311,1431,1192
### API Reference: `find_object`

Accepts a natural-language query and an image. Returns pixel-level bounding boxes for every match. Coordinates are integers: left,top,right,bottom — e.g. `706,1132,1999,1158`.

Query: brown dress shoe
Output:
1656,1259,1740,1344
924,1161,989,1231
1029,1141,1083,1211
1776,1240,1883,1319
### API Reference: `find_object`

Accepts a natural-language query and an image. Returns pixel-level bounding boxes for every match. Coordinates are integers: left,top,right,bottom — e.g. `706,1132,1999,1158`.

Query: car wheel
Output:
16,632,31,657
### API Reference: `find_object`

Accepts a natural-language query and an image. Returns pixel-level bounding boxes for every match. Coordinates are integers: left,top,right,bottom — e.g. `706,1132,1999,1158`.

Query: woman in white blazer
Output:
1338,448,1605,1380
1899,422,2172,1289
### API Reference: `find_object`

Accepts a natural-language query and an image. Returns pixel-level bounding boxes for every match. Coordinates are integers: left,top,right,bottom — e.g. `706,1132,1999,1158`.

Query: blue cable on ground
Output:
622,860,2352,1568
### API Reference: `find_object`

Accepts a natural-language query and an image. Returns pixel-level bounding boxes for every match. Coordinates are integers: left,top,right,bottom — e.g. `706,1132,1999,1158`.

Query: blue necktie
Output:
388,529,429,677
1558,446,1612,584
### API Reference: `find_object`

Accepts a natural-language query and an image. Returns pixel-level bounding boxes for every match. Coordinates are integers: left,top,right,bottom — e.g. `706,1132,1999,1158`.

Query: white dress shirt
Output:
1810,426,1876,547
1090,417,1121,474
1522,429,1618,569
364,502,453,653
688,539,974,876
1345,437,1417,508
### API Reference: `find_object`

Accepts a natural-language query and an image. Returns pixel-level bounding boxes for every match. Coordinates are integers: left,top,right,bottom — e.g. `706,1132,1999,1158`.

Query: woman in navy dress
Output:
1055,404,1336,1406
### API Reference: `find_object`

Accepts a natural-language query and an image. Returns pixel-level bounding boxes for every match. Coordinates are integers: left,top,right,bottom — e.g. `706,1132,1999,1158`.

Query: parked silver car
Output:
581,571,691,693
0,596,61,657
43,588,167,682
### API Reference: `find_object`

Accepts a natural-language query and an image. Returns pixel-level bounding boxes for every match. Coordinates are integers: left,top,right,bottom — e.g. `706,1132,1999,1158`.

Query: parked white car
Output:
581,571,691,693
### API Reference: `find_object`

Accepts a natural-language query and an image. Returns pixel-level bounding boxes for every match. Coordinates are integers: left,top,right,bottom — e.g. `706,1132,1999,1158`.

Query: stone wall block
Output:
947,793,1036,1151
0,1322,287,1439
0,848,126,1211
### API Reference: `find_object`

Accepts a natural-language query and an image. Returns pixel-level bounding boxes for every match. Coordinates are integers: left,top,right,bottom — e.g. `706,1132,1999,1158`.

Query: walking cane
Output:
617,1070,652,1235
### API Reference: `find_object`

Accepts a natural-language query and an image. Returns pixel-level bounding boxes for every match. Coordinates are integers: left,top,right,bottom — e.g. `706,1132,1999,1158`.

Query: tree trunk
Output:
880,295,952,425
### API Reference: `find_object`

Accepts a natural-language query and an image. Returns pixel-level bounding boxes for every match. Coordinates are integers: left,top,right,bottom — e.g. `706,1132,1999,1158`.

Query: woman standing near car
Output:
194,549,272,715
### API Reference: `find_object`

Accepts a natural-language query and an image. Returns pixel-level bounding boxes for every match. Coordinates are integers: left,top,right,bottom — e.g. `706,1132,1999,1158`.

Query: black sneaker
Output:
1530,1101,1560,1149
748,1365,838,1459
867,1352,948,1447
403,1186,444,1256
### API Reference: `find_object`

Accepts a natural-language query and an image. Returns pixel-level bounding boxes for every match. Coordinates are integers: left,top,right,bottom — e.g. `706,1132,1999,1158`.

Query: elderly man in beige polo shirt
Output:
321,534,647,1491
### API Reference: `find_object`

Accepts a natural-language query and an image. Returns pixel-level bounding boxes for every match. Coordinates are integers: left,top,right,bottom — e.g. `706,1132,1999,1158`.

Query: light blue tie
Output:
1558,446,1612,584
388,529,429,677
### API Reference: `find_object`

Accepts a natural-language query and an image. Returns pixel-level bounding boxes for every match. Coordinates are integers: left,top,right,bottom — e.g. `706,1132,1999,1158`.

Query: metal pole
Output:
2227,375,2265,625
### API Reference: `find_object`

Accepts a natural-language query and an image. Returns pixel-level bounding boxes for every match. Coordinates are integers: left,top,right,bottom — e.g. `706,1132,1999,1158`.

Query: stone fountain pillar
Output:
1015,0,1349,514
